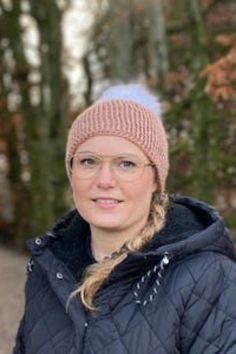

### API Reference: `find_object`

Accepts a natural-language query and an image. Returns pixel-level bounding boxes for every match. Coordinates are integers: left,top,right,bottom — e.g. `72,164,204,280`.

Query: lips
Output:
92,198,122,204
92,198,123,209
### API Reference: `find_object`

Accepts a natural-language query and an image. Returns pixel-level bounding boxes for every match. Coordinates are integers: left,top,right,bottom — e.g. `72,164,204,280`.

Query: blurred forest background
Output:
0,0,236,250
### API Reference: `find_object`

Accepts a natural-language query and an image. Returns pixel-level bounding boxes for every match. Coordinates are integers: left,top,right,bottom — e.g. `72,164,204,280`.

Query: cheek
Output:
70,181,93,220
70,178,89,203
124,178,154,203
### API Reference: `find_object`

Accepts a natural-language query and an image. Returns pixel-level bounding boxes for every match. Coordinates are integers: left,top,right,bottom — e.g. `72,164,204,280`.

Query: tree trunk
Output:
185,0,214,201
107,0,134,80
148,0,169,83
0,0,35,246
29,0,69,228
0,0,69,244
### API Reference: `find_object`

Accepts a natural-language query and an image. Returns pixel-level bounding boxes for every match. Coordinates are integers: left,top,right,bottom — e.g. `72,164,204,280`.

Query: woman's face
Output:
70,136,157,234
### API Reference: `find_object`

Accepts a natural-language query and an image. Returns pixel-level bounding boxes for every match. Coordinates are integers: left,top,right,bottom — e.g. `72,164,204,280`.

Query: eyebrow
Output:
74,151,141,158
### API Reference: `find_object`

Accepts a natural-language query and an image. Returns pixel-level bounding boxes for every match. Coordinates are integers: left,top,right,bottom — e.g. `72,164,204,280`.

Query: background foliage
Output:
0,0,236,248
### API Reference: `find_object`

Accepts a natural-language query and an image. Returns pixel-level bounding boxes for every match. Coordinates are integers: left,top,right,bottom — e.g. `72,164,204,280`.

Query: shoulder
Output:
24,257,48,303
161,251,236,311
169,252,236,318
171,252,236,353
175,253,236,352
172,251,236,288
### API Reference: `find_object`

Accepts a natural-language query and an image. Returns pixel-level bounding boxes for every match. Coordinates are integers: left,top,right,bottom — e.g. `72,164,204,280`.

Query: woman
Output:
13,84,236,354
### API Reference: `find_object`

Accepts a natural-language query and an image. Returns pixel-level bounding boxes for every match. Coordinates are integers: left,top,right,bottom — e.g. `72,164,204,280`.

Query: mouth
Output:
92,198,123,208
92,198,122,204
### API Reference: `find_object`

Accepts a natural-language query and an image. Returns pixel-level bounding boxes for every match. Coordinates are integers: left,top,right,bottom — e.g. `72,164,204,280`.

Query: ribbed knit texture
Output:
66,99,169,192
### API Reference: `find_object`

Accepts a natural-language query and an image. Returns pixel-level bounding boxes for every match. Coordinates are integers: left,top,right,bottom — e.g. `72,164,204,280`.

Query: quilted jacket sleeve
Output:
12,259,30,354
12,315,25,354
180,254,236,354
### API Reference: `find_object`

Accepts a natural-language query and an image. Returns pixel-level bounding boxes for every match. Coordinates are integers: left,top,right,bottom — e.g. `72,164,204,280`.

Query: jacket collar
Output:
26,195,235,281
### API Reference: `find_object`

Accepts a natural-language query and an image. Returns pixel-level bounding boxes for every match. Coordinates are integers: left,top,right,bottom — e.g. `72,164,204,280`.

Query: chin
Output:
83,209,121,224
88,215,124,230
91,220,123,230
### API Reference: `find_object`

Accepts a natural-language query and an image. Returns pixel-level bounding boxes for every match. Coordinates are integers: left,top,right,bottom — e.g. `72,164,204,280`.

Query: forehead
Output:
76,135,148,158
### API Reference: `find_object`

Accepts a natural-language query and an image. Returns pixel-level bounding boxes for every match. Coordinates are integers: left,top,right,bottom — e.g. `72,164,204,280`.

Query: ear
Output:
69,178,73,189
69,171,74,189
67,158,74,185
151,178,157,193
151,169,159,194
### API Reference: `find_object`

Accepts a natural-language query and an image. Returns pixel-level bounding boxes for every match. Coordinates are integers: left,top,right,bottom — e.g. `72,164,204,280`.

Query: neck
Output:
90,219,147,262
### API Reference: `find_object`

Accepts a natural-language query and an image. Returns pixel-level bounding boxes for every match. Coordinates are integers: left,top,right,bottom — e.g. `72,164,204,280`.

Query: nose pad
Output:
96,163,116,187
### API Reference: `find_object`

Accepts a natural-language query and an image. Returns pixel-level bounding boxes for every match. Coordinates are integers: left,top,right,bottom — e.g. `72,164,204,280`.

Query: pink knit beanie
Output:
66,84,169,192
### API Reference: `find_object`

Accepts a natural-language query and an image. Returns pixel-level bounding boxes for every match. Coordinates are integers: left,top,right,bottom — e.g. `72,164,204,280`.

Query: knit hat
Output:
66,83,169,192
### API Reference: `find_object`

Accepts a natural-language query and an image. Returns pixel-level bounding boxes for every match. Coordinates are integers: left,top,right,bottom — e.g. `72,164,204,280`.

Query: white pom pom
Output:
99,83,162,119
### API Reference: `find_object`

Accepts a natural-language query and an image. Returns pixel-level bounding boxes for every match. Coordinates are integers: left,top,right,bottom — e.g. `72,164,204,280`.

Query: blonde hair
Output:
68,192,169,311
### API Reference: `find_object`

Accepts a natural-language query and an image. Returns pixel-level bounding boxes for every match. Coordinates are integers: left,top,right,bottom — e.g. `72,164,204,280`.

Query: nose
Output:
95,163,116,189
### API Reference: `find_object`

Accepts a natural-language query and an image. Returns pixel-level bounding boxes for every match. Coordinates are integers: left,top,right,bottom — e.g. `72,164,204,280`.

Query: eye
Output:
119,159,137,169
81,158,95,165
80,157,97,167
75,155,99,168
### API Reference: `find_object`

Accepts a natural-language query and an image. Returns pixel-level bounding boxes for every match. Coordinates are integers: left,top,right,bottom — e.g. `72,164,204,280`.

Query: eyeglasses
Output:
70,152,154,182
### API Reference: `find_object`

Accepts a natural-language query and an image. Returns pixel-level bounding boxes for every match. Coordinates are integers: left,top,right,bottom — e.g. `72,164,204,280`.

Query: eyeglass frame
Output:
69,151,155,182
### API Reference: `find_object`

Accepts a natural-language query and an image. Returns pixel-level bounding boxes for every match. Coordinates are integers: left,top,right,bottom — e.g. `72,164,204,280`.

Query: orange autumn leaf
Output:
214,34,235,47
201,43,236,102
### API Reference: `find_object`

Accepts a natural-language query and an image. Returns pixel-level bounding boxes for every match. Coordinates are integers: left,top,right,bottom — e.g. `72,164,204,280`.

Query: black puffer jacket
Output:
13,196,236,354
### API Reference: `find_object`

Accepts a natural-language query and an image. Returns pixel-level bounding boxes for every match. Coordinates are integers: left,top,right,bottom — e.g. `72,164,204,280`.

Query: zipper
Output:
81,313,91,353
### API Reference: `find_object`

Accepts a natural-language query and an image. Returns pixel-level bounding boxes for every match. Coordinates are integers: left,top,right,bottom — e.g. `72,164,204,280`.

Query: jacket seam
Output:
180,256,236,352
109,307,131,354
181,256,220,313
181,322,221,351
190,283,236,322
139,306,171,353
27,302,60,338
29,298,58,354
